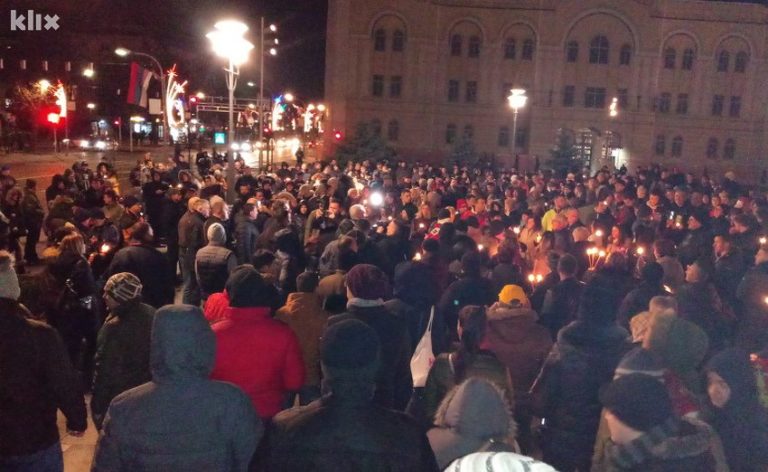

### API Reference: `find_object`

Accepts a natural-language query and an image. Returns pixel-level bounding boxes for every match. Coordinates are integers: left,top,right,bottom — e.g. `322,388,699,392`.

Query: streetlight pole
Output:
507,88,528,167
259,16,265,170
115,48,167,145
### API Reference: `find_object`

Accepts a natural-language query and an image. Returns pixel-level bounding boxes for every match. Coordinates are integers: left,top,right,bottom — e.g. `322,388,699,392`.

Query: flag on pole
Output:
127,62,154,108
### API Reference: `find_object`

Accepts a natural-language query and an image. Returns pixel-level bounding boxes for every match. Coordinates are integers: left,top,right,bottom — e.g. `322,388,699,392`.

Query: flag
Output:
127,62,155,108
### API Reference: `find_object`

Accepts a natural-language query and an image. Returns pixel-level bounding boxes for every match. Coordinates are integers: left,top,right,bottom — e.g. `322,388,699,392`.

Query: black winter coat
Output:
437,275,496,345
106,244,175,308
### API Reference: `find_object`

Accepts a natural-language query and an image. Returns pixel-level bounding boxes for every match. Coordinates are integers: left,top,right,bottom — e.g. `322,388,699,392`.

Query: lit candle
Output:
100,243,111,254
595,229,604,238
636,246,645,256
760,237,767,245
513,227,521,235
527,274,535,283
477,244,484,251
388,216,393,221
664,285,674,294
536,274,543,283
414,252,422,261
419,223,425,229
764,296,768,305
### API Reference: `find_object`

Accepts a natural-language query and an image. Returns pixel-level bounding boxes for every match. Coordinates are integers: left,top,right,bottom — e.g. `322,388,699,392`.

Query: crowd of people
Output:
2,151,768,471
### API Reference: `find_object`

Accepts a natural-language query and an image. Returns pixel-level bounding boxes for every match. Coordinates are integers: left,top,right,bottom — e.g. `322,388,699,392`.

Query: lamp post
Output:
507,88,528,165
207,20,254,202
115,48,167,145
258,19,278,169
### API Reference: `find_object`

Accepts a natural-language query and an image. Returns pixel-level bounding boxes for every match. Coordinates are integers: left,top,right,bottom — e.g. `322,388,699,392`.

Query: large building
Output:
325,0,768,178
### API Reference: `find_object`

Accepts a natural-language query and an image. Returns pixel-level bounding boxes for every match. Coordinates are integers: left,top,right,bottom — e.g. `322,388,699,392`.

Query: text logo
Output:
10,10,60,31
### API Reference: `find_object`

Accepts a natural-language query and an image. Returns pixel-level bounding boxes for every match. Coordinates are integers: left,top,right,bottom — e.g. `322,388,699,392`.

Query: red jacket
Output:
211,306,305,419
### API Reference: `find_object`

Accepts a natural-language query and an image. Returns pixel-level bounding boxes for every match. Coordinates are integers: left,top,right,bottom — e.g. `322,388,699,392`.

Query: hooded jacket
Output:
275,292,330,387
428,378,517,469
91,304,262,472
643,313,709,395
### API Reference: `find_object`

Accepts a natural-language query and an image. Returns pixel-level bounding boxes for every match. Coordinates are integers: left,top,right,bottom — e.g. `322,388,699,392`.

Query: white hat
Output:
0,250,20,301
448,452,557,472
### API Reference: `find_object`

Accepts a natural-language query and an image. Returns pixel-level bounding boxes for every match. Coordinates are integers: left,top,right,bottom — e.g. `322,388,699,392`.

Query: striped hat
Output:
449,452,557,472
104,272,143,303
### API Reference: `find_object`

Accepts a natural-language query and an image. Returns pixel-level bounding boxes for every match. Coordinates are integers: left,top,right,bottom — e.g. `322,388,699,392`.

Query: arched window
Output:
468,36,481,58
463,124,474,140
619,44,632,65
371,119,382,137
589,35,609,64
504,38,516,59
446,124,457,144
671,136,683,157
387,119,399,141
498,126,510,147
392,30,405,52
663,48,676,69
717,51,730,72
522,39,534,60
706,137,719,159
374,29,386,51
654,135,666,156
735,51,748,73
450,34,462,56
724,138,736,159
566,41,578,63
682,48,695,70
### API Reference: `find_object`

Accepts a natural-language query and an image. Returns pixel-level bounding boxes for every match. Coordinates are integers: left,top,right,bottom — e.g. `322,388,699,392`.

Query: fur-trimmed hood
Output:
487,302,538,322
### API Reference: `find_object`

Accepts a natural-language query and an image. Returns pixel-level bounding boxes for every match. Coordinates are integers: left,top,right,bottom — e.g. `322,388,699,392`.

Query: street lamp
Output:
207,19,254,202
507,88,528,160
114,47,167,144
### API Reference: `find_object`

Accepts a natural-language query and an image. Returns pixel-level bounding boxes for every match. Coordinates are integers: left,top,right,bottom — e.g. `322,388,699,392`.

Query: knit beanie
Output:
207,222,226,245
448,452,557,472
498,284,529,307
321,319,380,380
643,313,709,392
600,373,673,431
104,272,143,303
345,264,390,300
614,347,665,379
226,265,269,308
0,250,20,300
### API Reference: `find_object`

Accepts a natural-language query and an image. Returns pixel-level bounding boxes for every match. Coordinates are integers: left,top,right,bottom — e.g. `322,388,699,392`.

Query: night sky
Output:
1,0,328,100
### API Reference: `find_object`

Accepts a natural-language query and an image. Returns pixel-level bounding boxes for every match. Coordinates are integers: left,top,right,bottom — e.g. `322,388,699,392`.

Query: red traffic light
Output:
47,113,60,124
333,130,342,141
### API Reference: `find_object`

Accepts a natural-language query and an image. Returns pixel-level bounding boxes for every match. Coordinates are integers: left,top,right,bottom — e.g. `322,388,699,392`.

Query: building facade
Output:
324,0,768,178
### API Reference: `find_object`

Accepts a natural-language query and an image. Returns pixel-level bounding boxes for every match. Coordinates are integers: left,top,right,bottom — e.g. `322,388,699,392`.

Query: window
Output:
682,49,695,70
658,93,671,113
735,51,748,73
585,87,606,108
374,29,386,52
663,48,676,69
463,124,474,140
504,38,516,59
617,88,629,109
448,80,460,102
619,44,632,65
372,75,384,97
522,39,534,60
465,81,478,103
446,124,457,144
392,30,405,52
387,119,399,141
589,35,609,64
450,34,462,56
676,93,688,115
706,138,719,159
724,138,736,159
371,119,382,137
389,76,402,98
729,96,741,118
717,51,730,72
498,126,510,147
654,135,666,156
712,95,724,116
671,136,683,157
516,128,528,148
566,41,578,62
563,85,575,107
468,36,481,58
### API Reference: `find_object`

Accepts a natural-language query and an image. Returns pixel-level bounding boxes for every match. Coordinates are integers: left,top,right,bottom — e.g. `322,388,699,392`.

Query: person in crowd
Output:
195,222,237,302
317,244,357,299
102,189,124,225
275,271,330,405
628,295,677,344
428,378,518,469
704,348,768,472
177,196,209,305
600,373,727,471
269,319,439,471
539,254,585,338
91,272,154,430
210,265,304,420
234,202,260,265
735,245,768,352
676,258,731,350
91,304,262,471
0,250,87,471
653,238,685,293
21,179,45,265
328,263,412,410
616,262,665,329
713,233,747,311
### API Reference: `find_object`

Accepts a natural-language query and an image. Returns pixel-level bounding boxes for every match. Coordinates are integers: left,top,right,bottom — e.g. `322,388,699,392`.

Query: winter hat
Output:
0,251,20,300
600,373,673,431
207,222,226,245
643,313,709,392
345,264,390,300
614,347,665,379
227,265,271,308
705,348,758,411
577,284,616,325
498,285,529,307
640,262,664,285
104,272,143,303
448,452,557,472
322,319,380,369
